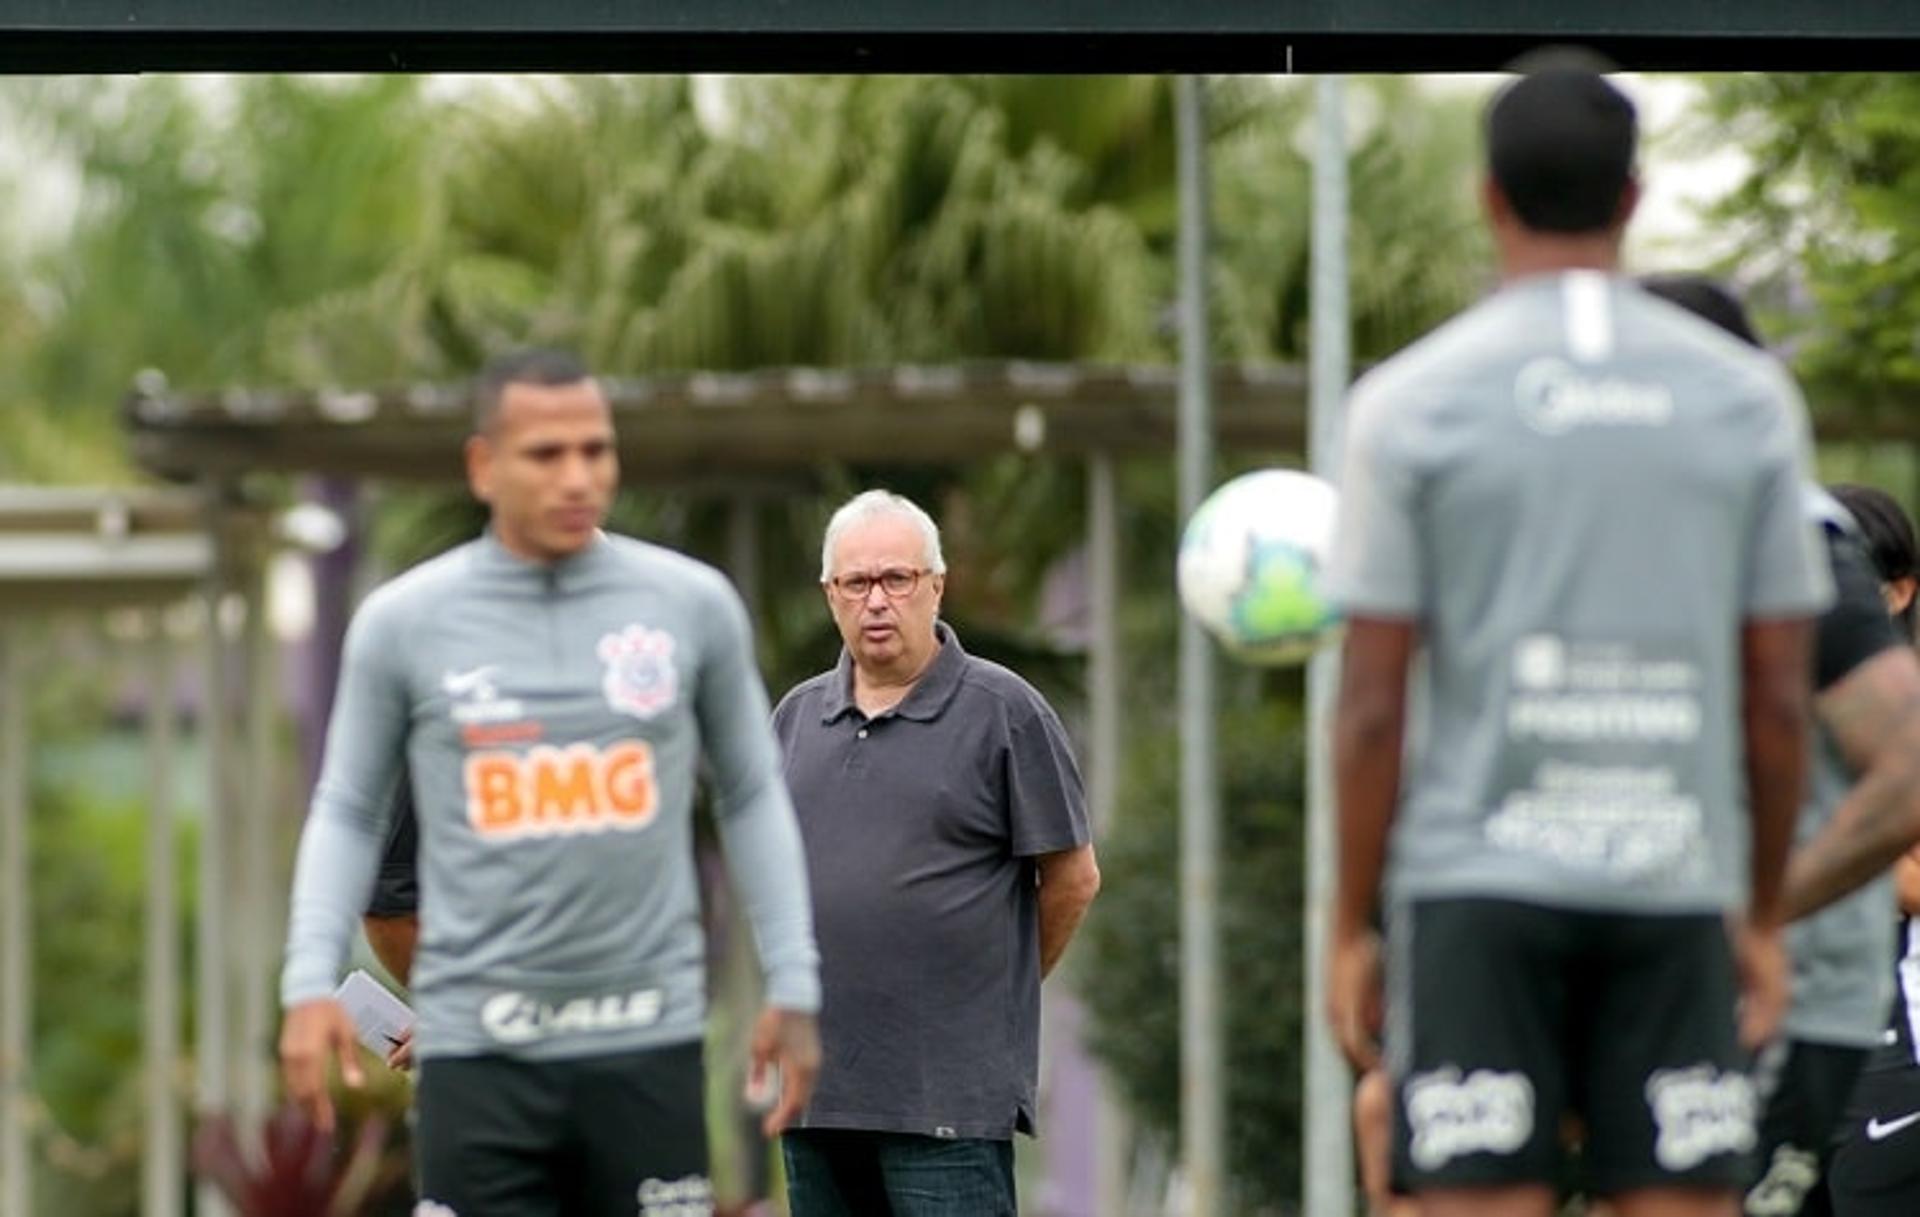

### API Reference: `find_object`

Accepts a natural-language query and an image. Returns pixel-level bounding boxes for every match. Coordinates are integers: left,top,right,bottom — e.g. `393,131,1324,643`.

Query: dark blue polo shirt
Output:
771,622,1089,1140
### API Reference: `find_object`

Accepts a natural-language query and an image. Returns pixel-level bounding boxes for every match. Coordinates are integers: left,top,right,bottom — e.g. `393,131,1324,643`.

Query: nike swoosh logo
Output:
1867,1112,1920,1141
442,665,498,698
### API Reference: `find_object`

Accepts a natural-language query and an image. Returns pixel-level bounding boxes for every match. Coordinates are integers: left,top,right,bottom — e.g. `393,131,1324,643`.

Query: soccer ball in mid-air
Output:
1177,469,1342,665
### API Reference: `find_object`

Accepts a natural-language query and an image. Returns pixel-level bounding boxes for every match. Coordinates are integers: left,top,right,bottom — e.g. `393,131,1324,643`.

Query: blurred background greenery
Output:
4,71,1920,1214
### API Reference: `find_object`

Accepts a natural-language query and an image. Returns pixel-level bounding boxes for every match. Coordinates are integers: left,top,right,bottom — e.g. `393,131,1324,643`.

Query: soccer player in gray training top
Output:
279,349,823,1217
1640,276,1920,1217
1324,65,1833,1217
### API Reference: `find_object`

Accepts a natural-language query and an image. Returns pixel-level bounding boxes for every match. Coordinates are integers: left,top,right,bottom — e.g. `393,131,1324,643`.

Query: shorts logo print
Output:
599,625,679,720
1744,1144,1817,1216
1404,1066,1535,1169
1866,1110,1920,1141
637,1173,712,1216
1645,1064,1757,1171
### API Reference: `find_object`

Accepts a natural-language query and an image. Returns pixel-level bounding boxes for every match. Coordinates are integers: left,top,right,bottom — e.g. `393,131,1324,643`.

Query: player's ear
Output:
466,433,495,504
1481,176,1512,230
1611,175,1641,233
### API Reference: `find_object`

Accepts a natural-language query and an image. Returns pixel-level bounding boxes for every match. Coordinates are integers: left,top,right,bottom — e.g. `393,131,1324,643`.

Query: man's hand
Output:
382,1025,415,1072
1327,927,1384,1072
278,998,365,1133
747,1007,821,1137
1735,920,1790,1052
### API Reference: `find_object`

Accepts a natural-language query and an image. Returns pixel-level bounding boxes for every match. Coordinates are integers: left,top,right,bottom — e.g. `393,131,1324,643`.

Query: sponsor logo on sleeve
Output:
599,625,679,720
1403,1067,1535,1169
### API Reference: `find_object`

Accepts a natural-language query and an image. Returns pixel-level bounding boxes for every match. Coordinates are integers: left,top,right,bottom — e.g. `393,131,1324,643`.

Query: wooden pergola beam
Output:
124,362,1312,484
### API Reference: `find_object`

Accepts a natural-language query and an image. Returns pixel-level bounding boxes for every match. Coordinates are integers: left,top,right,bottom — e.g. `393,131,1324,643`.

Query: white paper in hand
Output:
333,969,415,1056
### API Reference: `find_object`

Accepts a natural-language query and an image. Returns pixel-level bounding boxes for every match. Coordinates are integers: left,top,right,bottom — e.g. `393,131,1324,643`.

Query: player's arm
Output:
1742,617,1816,929
279,599,413,1130
361,916,418,988
1781,536,1920,921
1320,376,1423,1071
695,576,821,1135
360,780,422,987
1005,697,1098,979
1733,386,1835,1045
1330,616,1418,1070
1037,845,1101,978
1898,849,1920,917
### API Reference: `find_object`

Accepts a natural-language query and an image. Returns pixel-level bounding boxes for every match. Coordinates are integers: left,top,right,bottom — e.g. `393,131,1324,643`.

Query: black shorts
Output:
415,1040,711,1217
1744,1040,1868,1217
1387,898,1753,1197
1827,1066,1920,1217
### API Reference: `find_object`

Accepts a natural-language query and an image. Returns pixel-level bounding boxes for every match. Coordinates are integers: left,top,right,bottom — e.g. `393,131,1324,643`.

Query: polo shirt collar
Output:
820,620,967,724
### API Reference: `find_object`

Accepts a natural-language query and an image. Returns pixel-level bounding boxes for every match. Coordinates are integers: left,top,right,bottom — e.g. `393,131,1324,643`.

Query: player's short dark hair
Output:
473,348,594,435
1830,483,1920,638
1638,274,1765,348
1485,52,1637,235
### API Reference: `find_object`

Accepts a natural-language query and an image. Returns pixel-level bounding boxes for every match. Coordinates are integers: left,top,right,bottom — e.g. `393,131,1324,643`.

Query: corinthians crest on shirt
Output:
599,624,679,719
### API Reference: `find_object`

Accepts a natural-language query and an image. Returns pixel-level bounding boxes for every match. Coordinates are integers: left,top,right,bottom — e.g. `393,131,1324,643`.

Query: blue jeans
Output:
783,1129,1017,1217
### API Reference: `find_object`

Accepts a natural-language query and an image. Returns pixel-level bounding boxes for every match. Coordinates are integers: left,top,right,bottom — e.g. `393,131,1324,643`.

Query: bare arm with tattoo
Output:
1782,650,1920,920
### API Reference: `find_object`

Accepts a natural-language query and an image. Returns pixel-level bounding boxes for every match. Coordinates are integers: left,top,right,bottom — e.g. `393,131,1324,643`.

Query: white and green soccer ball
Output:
1177,469,1342,666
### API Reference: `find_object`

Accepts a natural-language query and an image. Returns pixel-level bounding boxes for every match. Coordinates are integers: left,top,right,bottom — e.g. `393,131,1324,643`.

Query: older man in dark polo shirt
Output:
772,489,1102,1217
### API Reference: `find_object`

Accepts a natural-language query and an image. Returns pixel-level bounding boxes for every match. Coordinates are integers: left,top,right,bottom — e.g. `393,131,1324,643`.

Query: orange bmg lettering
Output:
465,742,657,839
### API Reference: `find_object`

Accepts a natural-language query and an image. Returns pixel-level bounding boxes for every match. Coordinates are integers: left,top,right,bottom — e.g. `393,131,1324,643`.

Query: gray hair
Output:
819,490,947,582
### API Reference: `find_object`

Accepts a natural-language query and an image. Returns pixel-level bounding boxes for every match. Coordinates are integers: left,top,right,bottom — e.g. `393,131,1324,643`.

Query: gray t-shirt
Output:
1788,491,1901,1047
281,532,820,1062
771,623,1090,1140
1328,271,1833,915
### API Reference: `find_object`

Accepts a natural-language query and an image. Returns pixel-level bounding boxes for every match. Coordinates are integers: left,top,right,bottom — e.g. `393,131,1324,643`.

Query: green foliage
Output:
1692,74,1920,410
1078,697,1309,1214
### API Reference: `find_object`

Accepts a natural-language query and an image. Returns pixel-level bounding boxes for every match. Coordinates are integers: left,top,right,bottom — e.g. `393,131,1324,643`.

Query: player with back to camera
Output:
1325,60,1831,1217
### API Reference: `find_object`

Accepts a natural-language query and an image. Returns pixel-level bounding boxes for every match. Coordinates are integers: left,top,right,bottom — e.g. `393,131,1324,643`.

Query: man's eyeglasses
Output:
825,567,931,601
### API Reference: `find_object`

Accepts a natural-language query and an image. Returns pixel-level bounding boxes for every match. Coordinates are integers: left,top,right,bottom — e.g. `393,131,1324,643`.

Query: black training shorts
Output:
414,1039,711,1217
1826,1065,1920,1217
1387,898,1754,1198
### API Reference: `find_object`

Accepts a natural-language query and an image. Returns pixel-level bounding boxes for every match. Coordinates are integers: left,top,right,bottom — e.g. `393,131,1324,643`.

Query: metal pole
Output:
1175,73,1223,1217
1305,74,1354,1217
726,497,761,618
238,535,276,1132
197,493,234,1217
0,623,32,1217
1087,453,1134,1214
144,621,182,1217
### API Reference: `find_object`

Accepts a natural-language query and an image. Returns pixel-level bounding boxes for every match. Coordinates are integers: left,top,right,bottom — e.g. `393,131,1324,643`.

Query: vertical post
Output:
0,622,31,1217
1305,74,1354,1217
238,523,276,1132
144,620,182,1217
198,492,234,1217
726,497,762,624
1087,453,1133,1213
1175,72,1223,1217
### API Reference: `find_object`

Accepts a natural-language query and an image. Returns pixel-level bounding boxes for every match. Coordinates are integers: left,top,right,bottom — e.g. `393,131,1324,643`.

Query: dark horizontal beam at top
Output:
0,2,1915,72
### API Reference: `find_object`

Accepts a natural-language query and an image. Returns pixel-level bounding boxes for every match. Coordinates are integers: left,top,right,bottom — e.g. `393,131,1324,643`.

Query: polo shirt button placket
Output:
856,728,869,739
